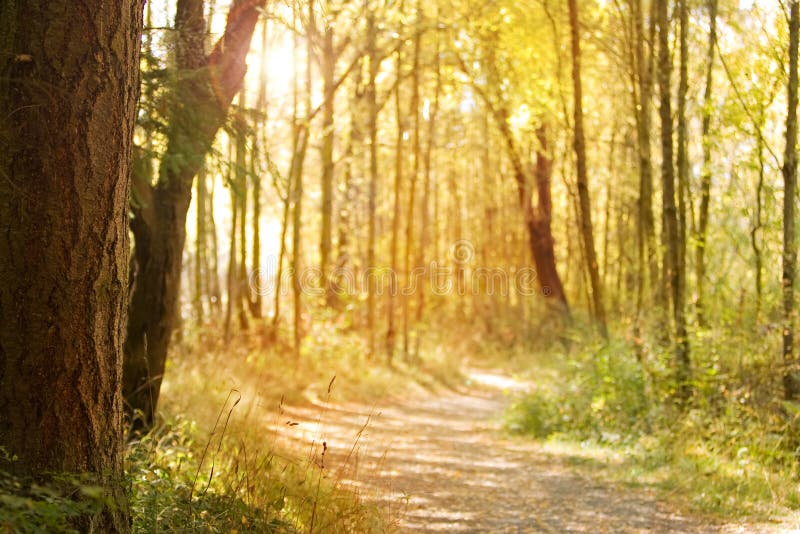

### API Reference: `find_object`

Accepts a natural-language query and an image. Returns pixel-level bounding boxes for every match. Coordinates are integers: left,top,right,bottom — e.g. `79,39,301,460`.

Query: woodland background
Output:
2,0,800,531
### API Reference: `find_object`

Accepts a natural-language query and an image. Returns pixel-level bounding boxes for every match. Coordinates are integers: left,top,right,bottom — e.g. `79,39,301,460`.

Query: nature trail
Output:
273,371,795,533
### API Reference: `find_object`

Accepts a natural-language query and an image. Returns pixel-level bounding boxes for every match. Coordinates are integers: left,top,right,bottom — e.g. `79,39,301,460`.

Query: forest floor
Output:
270,369,800,533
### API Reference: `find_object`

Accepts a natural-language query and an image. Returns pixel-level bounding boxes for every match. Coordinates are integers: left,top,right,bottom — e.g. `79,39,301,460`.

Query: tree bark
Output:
366,5,379,357
695,0,718,327
403,4,423,356
124,0,264,430
416,19,442,324
320,24,336,301
657,0,691,399
631,0,659,317
568,0,607,337
783,0,800,401
0,1,142,530
250,16,269,320
676,0,690,323
387,49,404,362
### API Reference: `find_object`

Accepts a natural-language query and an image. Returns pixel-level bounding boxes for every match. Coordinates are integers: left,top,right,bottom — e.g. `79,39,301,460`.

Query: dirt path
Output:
272,372,797,533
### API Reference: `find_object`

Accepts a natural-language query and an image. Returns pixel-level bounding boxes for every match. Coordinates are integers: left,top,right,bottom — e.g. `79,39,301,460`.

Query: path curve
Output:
273,372,796,533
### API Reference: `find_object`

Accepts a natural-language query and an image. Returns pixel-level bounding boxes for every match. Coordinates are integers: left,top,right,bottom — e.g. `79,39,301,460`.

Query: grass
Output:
0,312,465,533
127,314,466,533
502,319,800,521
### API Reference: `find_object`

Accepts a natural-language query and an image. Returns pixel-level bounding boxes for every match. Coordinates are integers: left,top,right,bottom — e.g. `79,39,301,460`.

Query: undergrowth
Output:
0,453,109,534
503,320,800,519
126,416,385,533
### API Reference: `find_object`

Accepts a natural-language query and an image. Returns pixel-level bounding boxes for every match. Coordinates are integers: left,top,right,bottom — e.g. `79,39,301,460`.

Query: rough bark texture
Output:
0,1,142,531
784,0,800,401
124,0,264,429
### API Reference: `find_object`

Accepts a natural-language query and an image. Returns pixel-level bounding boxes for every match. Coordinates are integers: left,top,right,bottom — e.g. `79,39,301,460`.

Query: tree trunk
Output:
320,25,336,301
235,109,250,332
195,166,208,324
124,0,263,430
530,127,571,315
208,172,223,314
291,124,310,358
783,0,800,401
0,2,142,530
657,0,691,399
752,113,765,324
403,6,422,357
695,0,718,327
568,0,607,337
250,16,268,320
631,0,659,317
416,20,442,324
387,50,404,362
366,6,379,357
676,0,690,326
224,144,239,344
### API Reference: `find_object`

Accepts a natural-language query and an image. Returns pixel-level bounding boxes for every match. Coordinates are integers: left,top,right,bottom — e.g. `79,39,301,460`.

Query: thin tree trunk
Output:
195,165,207,324
416,21,442,324
387,49,404,362
290,124,310,357
224,144,238,345
783,0,800,401
0,2,142,530
272,173,292,328
753,114,765,324
291,0,315,358
568,0,607,337
320,24,336,301
696,0,718,327
657,0,691,399
366,5,379,358
250,16,269,320
208,172,222,315
403,4,422,357
631,0,659,317
676,0,690,325
236,111,250,332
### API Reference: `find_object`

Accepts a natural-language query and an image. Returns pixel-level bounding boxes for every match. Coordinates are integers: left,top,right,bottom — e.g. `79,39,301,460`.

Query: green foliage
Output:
127,420,291,533
506,338,650,444
0,450,110,534
505,326,800,518
127,417,385,533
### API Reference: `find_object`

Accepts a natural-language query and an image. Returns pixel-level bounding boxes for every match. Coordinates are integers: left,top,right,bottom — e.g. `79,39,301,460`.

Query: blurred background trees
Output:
127,0,800,421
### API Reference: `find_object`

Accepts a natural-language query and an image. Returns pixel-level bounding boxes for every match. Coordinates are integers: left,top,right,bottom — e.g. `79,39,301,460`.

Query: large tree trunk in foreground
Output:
0,1,142,530
124,0,263,430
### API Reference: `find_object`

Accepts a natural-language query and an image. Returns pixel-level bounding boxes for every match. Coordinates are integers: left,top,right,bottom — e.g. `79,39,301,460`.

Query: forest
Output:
2,0,800,531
